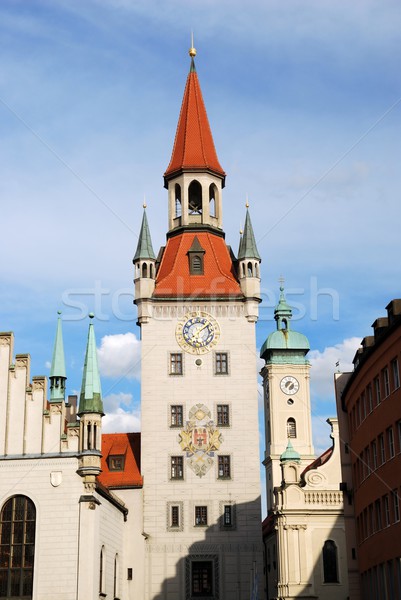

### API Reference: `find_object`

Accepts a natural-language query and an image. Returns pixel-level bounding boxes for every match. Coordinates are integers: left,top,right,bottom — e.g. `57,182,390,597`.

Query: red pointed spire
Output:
164,56,225,184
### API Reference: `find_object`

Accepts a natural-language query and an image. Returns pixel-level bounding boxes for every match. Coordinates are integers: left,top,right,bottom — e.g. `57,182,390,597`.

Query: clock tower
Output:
134,46,263,599
260,285,315,511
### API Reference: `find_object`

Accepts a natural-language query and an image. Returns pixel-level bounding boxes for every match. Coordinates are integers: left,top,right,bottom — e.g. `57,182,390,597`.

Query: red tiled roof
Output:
301,446,333,479
153,231,242,298
164,61,225,180
98,432,143,488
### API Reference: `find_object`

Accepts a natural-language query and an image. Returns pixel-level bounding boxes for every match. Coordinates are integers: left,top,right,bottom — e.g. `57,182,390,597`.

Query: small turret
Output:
133,205,156,324
260,283,310,364
77,314,104,491
238,205,261,322
49,312,66,402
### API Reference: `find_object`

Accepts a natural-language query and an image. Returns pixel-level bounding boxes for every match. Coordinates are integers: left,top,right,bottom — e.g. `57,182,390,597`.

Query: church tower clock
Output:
134,45,263,600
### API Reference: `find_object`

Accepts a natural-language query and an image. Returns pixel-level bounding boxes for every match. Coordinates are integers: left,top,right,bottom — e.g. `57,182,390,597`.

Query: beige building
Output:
261,289,349,600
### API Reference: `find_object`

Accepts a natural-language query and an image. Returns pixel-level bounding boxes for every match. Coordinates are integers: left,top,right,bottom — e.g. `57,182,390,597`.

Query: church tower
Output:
260,284,315,511
136,45,263,599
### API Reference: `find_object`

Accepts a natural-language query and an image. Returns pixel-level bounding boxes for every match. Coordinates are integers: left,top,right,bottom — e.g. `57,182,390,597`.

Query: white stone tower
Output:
135,45,263,600
261,286,348,600
260,285,315,510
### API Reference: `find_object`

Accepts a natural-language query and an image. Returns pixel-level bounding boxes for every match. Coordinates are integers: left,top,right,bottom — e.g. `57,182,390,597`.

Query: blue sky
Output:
1,1,400,487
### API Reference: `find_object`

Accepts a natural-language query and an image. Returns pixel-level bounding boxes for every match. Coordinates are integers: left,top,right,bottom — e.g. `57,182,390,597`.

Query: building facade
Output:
261,288,349,600
335,299,401,599
135,45,263,599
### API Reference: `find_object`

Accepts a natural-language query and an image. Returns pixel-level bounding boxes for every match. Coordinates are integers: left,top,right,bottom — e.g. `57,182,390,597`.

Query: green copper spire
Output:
274,283,293,330
78,314,104,416
49,311,66,402
260,282,310,362
133,207,156,262
280,439,301,462
237,208,261,261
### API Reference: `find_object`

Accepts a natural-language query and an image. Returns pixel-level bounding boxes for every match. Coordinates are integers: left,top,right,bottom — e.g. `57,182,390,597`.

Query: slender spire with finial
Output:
133,204,156,262
50,311,67,402
237,201,261,261
78,313,104,416
189,32,197,72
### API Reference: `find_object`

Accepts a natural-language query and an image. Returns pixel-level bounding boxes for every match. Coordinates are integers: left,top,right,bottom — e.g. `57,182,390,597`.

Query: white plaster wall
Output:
0,334,13,455
116,488,145,600
0,457,82,600
141,302,263,599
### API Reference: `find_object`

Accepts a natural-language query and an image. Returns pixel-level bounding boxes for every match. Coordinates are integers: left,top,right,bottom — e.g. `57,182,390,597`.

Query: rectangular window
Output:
223,505,233,527
383,368,390,398
393,490,400,523
384,495,391,527
367,385,373,413
379,434,386,464
356,400,361,427
195,506,208,526
171,456,183,479
392,359,400,390
372,441,378,470
360,452,365,481
170,405,183,427
365,446,371,475
171,505,180,528
191,560,213,596
217,404,230,427
215,352,228,375
388,427,395,458
369,504,374,534
375,377,381,405
398,421,401,453
218,455,231,479
109,455,125,471
376,499,382,530
170,353,183,375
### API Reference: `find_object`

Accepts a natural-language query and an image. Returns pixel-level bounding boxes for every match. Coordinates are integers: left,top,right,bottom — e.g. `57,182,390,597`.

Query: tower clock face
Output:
176,311,220,354
280,376,299,395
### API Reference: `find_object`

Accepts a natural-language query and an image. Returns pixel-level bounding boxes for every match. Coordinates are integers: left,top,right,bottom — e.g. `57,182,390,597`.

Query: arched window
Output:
150,264,153,279
175,184,182,217
287,418,297,438
142,263,148,278
87,422,92,450
247,262,253,277
188,180,202,214
209,184,217,217
99,546,105,594
281,318,288,331
0,495,36,598
323,540,339,583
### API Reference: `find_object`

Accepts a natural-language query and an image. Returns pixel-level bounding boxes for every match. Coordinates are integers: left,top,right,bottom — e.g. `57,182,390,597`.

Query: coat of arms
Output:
178,403,223,477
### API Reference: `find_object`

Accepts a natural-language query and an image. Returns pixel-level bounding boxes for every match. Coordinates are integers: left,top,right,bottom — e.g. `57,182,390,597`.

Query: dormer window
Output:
109,455,125,471
188,236,205,275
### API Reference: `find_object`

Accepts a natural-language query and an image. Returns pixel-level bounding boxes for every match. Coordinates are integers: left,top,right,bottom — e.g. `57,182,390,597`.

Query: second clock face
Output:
280,376,299,395
176,312,220,354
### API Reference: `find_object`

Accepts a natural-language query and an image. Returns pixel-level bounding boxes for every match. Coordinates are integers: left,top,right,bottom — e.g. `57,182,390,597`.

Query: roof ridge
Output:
208,233,239,284
155,235,183,287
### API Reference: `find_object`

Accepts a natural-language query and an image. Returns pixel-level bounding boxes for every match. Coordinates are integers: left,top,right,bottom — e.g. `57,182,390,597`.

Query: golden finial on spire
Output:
245,193,249,209
189,31,196,57
143,194,147,209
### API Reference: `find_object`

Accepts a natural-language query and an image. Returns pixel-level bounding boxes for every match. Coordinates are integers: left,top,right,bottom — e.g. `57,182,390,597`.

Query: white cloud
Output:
103,407,141,434
103,391,133,413
97,332,141,380
309,337,361,402
45,360,51,369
